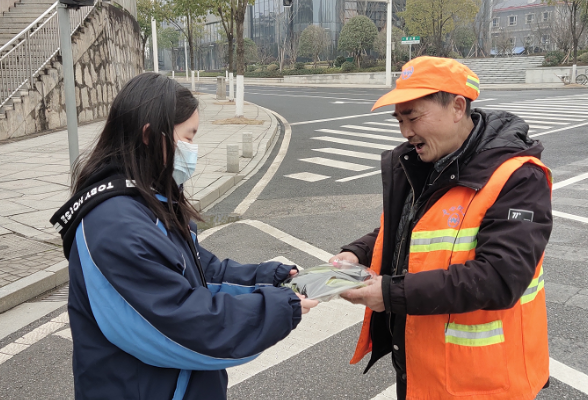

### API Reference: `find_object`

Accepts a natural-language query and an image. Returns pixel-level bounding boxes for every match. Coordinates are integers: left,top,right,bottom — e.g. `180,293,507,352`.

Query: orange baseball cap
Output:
372,56,480,111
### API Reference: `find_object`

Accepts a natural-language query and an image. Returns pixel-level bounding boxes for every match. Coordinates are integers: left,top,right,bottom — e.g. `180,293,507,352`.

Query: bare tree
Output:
545,0,588,65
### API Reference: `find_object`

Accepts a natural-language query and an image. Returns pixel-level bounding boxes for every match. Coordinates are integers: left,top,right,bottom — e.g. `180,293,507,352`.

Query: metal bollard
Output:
227,144,239,173
216,76,226,100
191,71,195,92
229,72,234,100
242,132,253,158
197,70,200,81
172,71,175,80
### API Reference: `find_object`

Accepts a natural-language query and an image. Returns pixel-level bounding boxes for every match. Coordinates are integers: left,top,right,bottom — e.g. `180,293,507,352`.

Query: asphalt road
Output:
1,85,587,399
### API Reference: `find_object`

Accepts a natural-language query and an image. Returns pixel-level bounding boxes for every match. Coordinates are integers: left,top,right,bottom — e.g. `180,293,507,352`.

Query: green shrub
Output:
294,62,306,70
579,52,588,64
283,68,329,75
334,56,347,67
341,61,356,72
244,70,284,78
266,64,279,71
543,50,566,67
247,65,256,72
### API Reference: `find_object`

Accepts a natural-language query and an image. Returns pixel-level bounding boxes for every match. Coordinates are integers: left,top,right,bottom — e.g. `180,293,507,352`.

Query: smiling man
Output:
330,56,553,399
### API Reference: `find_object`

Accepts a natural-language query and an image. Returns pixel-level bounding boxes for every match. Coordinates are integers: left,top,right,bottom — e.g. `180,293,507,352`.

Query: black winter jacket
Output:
340,109,553,375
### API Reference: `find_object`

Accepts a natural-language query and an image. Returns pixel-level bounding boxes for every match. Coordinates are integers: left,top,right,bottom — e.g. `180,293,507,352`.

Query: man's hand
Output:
328,252,359,265
296,293,319,314
340,275,385,312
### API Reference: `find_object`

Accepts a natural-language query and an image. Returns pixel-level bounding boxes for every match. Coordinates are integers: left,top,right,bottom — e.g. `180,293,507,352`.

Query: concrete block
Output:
227,144,239,173
242,132,253,158
216,76,226,100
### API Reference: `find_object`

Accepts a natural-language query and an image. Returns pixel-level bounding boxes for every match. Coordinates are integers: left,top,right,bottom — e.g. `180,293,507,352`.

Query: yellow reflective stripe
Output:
467,75,480,84
411,227,479,240
445,320,505,347
410,227,478,253
410,241,477,253
466,81,480,93
521,266,545,304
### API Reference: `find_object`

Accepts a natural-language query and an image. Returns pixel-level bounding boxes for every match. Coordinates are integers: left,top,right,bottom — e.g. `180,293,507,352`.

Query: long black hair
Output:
72,72,202,239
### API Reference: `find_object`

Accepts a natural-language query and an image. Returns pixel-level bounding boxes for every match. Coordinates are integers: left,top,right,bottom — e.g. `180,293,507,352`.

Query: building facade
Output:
491,0,559,55
194,0,405,69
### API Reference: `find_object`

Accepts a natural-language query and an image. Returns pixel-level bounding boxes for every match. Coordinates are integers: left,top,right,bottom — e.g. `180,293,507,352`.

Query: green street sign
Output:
401,36,421,44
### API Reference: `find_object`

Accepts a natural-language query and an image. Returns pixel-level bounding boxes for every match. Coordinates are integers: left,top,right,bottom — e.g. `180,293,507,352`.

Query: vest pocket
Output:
445,320,510,395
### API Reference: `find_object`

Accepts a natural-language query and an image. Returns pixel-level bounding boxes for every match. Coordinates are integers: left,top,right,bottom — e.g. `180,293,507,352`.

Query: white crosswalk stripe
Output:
312,148,382,161
317,128,404,142
300,157,373,171
341,124,401,133
312,136,395,150
286,93,588,184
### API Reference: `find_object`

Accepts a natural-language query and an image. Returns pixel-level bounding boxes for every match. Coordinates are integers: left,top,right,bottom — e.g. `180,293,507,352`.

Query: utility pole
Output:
385,0,392,87
151,0,158,72
57,2,78,166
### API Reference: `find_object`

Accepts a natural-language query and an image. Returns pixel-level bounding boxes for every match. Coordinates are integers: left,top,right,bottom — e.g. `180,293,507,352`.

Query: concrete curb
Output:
191,108,280,211
0,260,69,314
0,101,280,314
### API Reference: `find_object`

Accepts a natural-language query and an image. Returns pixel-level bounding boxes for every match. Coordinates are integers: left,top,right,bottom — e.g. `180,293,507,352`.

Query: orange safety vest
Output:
351,156,552,399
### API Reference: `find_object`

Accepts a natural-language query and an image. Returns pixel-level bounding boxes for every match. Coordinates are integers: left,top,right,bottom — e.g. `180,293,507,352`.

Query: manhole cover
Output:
0,234,55,261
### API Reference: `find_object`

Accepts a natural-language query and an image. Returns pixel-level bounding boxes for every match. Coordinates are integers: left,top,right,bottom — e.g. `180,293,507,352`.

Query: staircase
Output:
0,0,56,48
458,56,545,84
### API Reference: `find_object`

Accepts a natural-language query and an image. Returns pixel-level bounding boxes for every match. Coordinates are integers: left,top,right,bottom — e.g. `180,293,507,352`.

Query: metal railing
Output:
0,1,95,110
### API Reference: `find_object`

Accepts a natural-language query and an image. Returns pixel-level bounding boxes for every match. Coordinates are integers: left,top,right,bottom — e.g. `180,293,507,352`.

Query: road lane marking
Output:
371,384,397,399
233,110,291,216
228,298,365,387
337,170,382,182
312,148,382,161
235,219,333,262
365,122,400,127
223,252,364,388
290,111,391,126
341,124,401,134
550,357,588,395
552,172,588,190
313,136,395,150
0,301,66,341
552,211,588,224
317,129,404,142
525,120,569,125
486,105,588,117
530,121,588,138
284,172,330,182
529,125,552,130
0,312,67,365
300,157,373,171
54,328,72,341
506,113,584,121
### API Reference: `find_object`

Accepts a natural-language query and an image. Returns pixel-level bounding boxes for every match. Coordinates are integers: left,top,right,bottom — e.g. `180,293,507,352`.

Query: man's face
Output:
393,96,462,163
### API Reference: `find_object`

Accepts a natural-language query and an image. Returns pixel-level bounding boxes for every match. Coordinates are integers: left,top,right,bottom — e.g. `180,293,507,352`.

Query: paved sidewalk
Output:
0,93,279,313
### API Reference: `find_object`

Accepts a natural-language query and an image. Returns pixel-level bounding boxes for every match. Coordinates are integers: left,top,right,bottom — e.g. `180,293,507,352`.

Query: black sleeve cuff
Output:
382,275,407,315
382,275,393,313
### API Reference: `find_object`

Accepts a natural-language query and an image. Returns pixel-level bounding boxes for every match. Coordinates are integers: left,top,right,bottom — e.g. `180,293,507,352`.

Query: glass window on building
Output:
493,17,499,27
541,34,550,45
542,11,550,21
508,15,517,26
526,13,534,24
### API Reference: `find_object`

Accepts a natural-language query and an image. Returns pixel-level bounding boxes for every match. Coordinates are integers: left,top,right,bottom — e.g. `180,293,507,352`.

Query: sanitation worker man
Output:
333,56,552,400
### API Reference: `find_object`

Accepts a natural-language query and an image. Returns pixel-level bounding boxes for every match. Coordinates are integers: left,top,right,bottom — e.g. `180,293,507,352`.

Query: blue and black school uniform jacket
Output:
55,178,302,400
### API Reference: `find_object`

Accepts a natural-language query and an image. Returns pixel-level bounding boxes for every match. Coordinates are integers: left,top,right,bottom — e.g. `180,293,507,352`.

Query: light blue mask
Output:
172,140,199,185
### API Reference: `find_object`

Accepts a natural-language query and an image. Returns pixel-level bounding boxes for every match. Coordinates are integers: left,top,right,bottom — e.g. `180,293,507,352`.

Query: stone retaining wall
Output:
526,66,588,83
0,3,142,140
